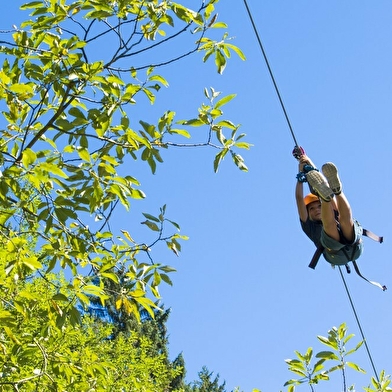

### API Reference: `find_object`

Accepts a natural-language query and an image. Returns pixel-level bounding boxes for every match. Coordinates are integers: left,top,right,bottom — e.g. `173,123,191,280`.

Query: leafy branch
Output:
284,323,365,392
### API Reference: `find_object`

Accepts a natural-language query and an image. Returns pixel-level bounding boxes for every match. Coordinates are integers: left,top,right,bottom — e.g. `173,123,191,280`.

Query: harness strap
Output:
308,242,359,270
351,260,387,291
362,229,383,243
308,244,323,269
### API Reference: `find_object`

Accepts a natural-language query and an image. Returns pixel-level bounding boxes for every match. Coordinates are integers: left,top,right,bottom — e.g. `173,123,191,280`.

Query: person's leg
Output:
322,163,354,242
306,170,334,202
320,199,340,241
306,168,340,239
306,165,354,241
334,192,354,242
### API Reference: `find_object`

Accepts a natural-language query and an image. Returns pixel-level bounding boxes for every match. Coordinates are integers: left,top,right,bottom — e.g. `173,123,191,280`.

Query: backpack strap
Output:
351,260,387,291
308,244,324,269
362,229,383,243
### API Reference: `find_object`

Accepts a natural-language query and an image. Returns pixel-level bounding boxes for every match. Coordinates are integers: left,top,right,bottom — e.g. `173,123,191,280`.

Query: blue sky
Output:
3,1,392,391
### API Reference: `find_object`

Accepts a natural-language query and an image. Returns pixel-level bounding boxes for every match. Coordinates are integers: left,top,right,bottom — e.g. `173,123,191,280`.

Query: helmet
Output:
304,193,320,206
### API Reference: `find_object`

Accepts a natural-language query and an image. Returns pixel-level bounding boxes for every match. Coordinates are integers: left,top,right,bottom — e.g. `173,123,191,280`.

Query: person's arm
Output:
296,179,308,223
295,154,314,223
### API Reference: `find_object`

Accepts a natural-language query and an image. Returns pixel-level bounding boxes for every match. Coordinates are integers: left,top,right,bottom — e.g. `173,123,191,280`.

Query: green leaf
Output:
38,162,68,178
235,141,252,150
52,293,69,301
100,272,119,283
139,120,157,138
315,351,339,360
346,340,364,356
23,256,43,270
9,83,34,99
213,149,228,172
312,359,326,373
288,369,307,377
109,184,130,209
141,220,160,232
120,230,135,243
317,335,338,350
149,74,169,87
22,148,37,167
82,285,105,296
20,1,43,10
215,49,227,74
214,94,236,109
160,273,173,286
106,74,125,85
130,188,146,199
147,155,157,174
167,219,180,230
284,379,301,387
177,118,205,127
211,21,228,29
224,43,246,60
77,147,91,162
285,358,304,369
0,209,16,225
343,333,355,344
169,128,191,138
346,361,366,373
0,310,17,327
142,213,160,222
3,326,22,345
69,107,86,119
69,306,81,326
134,297,160,318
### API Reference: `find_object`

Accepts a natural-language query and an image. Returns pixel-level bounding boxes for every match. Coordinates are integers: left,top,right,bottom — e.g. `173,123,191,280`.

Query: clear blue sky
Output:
3,1,392,391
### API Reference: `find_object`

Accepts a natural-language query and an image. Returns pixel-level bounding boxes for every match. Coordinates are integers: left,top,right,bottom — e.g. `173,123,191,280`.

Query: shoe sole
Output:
322,162,342,194
306,171,334,202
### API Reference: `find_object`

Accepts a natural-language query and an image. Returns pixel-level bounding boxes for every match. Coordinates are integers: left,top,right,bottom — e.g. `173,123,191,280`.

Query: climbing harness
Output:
309,231,386,291
243,0,387,381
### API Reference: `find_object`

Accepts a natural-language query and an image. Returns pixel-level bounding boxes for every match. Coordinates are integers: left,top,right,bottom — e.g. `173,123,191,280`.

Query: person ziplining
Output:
295,149,386,291
296,153,363,264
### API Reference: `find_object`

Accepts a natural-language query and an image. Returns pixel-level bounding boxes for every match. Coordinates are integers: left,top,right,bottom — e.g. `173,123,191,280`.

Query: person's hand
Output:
298,154,314,171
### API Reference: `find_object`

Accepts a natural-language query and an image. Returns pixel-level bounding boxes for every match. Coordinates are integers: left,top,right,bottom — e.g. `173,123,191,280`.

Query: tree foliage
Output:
0,0,249,319
0,0,250,389
0,273,184,391
184,366,226,392
283,323,391,392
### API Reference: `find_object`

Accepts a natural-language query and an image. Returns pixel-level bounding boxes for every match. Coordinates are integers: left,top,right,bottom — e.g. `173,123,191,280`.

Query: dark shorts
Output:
321,220,363,265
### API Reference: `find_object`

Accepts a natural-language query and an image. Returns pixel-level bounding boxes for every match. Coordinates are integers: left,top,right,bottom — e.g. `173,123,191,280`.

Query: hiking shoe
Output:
322,162,342,195
306,170,334,202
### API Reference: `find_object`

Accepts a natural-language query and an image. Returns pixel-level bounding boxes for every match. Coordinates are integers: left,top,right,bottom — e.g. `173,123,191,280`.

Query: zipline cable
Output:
242,0,380,383
338,266,379,381
242,0,299,148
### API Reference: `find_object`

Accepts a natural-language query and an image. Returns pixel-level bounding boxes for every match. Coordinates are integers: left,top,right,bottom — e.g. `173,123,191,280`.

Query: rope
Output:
242,0,299,147
242,0,380,383
338,267,380,382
